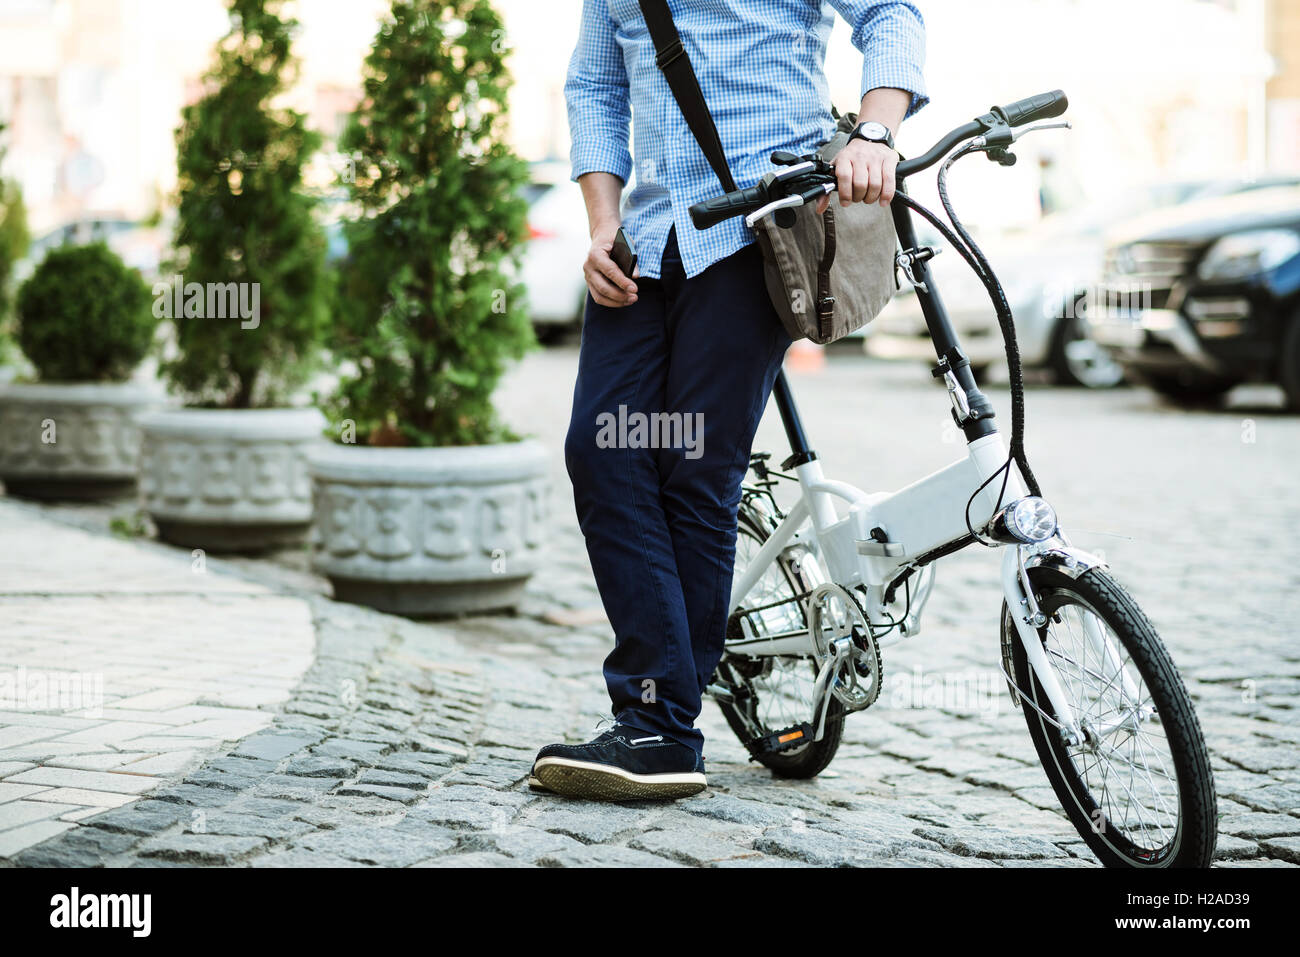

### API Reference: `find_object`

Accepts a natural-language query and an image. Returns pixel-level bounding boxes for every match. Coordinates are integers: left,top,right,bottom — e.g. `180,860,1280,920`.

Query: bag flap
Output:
757,127,898,340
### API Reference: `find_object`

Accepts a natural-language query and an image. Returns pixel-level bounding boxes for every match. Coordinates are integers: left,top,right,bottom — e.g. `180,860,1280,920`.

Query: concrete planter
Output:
308,440,549,617
0,382,163,500
138,407,327,552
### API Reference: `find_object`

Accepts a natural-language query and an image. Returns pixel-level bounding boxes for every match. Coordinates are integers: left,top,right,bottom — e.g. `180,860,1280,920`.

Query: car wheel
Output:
533,324,567,345
534,295,587,346
1279,317,1300,411
1137,370,1239,407
1049,313,1126,389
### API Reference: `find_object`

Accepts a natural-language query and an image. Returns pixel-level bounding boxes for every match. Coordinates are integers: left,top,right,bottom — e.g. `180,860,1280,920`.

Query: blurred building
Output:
0,0,218,231
1268,0,1300,167
0,0,384,232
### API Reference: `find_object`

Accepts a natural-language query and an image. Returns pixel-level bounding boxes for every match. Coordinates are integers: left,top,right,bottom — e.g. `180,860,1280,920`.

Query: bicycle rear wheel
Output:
714,502,844,779
1003,565,1216,867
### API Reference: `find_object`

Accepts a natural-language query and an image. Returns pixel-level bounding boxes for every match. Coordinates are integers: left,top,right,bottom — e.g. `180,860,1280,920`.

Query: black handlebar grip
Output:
689,183,769,230
997,89,1068,127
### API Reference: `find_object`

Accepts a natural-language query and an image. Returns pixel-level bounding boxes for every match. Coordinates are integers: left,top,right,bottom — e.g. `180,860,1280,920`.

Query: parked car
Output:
863,176,1300,388
520,161,592,342
1089,182,1300,408
15,215,170,285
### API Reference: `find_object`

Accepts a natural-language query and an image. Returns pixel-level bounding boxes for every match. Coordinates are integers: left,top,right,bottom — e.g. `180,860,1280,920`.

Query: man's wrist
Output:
856,87,910,144
589,217,620,239
848,120,895,151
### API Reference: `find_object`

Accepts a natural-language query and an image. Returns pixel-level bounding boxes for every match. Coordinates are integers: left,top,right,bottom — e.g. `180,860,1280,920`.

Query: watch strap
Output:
850,122,895,150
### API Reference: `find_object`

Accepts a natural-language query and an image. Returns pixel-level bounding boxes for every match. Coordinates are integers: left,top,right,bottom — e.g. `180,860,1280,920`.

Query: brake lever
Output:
1009,120,1072,143
744,193,805,229
770,160,819,182
742,158,836,228
975,119,1072,166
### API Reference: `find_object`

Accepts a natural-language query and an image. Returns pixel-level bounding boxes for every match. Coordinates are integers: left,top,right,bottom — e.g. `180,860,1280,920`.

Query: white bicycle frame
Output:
715,114,1139,748
723,427,1120,746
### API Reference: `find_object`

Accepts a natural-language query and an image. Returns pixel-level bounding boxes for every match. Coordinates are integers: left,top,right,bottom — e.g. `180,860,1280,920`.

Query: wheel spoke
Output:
1034,588,1183,859
725,517,825,755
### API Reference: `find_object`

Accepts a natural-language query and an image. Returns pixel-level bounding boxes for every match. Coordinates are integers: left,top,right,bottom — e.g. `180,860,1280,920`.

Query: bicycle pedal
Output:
750,723,814,755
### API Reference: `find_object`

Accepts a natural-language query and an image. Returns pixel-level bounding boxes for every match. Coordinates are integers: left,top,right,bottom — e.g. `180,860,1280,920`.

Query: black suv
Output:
1090,184,1300,408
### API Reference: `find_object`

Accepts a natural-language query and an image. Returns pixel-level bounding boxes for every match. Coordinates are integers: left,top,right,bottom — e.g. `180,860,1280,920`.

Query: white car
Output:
865,213,1123,387
520,162,593,342
862,179,1296,388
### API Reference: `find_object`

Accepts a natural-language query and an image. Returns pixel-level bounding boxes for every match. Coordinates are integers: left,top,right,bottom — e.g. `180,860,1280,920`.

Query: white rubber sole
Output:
532,756,706,801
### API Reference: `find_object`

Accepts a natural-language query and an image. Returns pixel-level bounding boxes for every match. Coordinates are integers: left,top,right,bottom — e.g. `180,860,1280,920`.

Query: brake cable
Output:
937,142,1042,500
888,148,1043,503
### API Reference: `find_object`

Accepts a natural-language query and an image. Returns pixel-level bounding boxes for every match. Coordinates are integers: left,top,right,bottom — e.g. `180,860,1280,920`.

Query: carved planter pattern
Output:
0,382,164,500
138,408,327,552
308,440,549,616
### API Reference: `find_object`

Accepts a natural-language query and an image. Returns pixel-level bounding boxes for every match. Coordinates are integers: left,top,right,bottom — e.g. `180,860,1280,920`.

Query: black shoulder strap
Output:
637,0,737,193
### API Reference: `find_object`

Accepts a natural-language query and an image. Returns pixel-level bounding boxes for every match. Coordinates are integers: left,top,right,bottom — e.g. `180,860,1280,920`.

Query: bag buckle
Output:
656,39,685,69
817,295,835,339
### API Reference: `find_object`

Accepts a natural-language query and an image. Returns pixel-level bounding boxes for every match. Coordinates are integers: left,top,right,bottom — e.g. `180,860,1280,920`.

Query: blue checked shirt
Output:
565,0,927,280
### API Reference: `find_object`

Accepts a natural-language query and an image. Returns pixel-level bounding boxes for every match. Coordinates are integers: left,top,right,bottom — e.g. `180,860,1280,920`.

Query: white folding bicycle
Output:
689,91,1217,868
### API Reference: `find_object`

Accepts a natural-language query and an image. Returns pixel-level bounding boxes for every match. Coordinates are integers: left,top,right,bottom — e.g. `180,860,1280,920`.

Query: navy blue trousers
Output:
565,228,792,755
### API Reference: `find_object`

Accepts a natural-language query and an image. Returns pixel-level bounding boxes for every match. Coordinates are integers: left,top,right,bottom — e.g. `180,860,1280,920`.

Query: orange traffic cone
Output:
785,338,825,374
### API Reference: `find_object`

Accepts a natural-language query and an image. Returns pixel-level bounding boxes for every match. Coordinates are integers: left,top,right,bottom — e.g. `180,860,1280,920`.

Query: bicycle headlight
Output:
989,496,1058,544
1197,229,1300,282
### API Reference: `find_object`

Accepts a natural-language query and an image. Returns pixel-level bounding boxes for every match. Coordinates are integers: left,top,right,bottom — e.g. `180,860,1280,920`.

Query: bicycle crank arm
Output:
809,638,855,743
809,657,836,742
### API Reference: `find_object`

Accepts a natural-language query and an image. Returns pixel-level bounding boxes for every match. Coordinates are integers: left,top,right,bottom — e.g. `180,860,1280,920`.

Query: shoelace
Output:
589,713,663,745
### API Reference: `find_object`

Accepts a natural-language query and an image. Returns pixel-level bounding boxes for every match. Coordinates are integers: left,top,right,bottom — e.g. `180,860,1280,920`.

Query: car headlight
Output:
1197,229,1300,281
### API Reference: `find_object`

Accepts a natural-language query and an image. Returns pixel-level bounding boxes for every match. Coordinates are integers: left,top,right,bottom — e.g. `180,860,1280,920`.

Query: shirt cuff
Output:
570,139,633,185
860,62,929,120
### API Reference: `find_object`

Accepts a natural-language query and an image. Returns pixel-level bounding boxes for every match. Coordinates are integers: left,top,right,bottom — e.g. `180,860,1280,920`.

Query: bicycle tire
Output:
1003,565,1217,867
715,504,844,779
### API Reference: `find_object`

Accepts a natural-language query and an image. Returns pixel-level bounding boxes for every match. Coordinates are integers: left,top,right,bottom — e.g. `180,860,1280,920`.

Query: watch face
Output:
858,121,889,140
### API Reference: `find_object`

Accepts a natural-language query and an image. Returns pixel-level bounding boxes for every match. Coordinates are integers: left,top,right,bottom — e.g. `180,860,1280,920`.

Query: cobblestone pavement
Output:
3,346,1298,868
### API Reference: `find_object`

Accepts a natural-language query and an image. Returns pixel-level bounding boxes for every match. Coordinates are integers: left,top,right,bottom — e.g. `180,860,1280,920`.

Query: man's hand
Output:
576,172,639,308
583,220,639,308
817,139,898,215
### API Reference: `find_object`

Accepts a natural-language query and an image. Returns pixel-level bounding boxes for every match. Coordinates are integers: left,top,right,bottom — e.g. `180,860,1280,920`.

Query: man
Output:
531,0,927,800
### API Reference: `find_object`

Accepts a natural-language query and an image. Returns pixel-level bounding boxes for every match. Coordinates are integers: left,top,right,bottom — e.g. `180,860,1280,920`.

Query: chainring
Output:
807,582,883,712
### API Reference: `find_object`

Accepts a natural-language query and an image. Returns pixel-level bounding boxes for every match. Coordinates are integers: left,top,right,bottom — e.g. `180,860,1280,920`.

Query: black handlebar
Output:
895,90,1067,178
689,182,771,230
688,90,1070,230
993,89,1069,128
895,121,982,178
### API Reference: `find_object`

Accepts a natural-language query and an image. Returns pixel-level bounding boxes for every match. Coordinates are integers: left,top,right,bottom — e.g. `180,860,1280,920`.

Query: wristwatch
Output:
848,120,895,150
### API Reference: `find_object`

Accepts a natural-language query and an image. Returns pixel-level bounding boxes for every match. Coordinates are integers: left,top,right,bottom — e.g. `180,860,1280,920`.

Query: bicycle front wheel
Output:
1003,566,1217,867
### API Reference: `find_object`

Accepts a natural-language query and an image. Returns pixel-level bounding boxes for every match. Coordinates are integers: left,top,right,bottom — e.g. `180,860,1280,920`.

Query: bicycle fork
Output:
1000,542,1136,746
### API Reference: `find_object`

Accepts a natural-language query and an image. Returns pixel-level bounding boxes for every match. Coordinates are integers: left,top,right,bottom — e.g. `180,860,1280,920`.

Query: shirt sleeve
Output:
564,1,634,184
825,0,929,119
